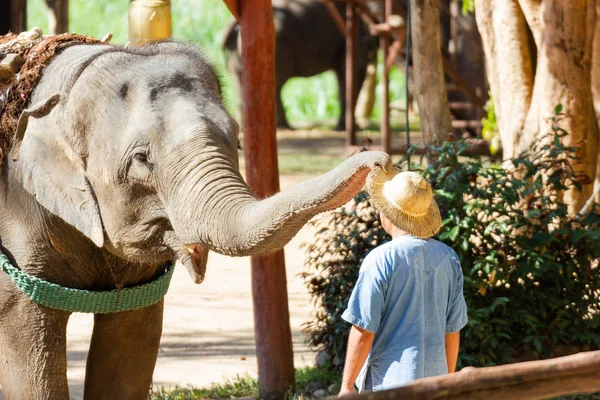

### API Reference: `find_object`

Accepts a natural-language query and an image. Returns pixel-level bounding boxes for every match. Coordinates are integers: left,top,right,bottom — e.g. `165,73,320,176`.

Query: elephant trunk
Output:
180,151,390,258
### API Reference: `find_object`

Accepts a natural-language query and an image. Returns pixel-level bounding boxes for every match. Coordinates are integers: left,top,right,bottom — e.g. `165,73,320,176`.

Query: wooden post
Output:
1,0,26,35
11,0,26,33
239,1,296,399
345,0,358,147
323,0,346,36
47,0,69,34
380,0,392,154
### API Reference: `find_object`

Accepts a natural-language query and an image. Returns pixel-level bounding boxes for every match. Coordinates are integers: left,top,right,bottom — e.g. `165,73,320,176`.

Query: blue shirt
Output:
341,235,468,392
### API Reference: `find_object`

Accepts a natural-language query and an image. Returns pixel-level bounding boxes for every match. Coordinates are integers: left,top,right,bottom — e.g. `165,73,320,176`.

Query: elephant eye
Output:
133,152,149,164
128,150,153,184
237,141,243,151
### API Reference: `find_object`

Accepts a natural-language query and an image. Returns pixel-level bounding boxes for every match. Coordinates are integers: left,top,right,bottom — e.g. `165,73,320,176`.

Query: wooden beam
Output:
323,0,346,36
222,0,239,21
239,1,295,399
380,0,392,154
345,1,358,146
343,351,600,400
355,0,380,26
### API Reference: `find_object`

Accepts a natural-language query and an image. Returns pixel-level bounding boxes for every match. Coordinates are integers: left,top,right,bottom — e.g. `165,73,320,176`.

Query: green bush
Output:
302,118,600,371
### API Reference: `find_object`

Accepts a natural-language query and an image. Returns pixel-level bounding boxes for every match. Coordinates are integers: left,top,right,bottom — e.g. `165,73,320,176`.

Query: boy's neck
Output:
391,230,409,239
387,225,409,239
380,213,410,239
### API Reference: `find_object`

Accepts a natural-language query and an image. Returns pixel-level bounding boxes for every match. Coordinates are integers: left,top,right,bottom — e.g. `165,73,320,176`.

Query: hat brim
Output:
366,167,442,239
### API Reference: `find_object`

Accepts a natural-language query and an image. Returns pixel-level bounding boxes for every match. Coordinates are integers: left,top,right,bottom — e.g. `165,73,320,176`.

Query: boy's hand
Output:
338,386,356,397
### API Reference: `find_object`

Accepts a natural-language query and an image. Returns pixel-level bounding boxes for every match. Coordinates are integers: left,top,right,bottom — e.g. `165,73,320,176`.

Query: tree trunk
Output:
475,0,534,159
409,0,452,143
518,0,541,46
476,0,598,211
522,0,598,210
590,1,600,199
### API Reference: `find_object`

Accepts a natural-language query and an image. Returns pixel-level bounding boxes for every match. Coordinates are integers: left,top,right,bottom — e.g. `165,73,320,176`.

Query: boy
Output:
339,169,468,396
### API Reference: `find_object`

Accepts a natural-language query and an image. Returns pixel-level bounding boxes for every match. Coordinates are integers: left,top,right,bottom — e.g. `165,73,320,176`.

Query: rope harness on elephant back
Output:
0,28,106,165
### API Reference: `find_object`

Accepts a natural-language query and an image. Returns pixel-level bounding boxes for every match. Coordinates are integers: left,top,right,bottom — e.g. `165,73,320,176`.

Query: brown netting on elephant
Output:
0,30,104,165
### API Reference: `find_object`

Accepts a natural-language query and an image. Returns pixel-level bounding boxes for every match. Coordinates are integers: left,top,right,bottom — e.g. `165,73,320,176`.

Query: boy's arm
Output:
339,325,375,397
445,331,460,373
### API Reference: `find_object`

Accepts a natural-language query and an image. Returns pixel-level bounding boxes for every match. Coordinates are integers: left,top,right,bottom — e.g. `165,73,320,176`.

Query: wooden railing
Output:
338,351,600,400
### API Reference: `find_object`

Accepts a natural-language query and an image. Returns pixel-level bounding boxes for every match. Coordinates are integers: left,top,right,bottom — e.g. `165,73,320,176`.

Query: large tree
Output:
475,0,599,211
411,0,453,142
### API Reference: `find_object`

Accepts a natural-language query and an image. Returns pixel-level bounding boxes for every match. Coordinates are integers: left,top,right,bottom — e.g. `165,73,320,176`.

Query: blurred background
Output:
25,0,408,129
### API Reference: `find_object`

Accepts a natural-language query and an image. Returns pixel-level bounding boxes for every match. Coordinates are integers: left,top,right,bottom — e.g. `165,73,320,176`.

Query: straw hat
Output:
366,168,441,239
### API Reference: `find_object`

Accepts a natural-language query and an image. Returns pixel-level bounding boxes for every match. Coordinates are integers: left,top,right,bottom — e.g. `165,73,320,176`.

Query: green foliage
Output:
152,365,341,400
481,93,500,155
462,0,476,14
282,72,341,125
152,374,258,400
303,117,600,372
295,364,342,394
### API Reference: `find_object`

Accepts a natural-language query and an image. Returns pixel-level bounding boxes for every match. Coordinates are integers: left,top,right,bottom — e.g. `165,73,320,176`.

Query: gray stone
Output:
315,348,330,367
328,383,341,395
333,355,344,368
306,381,323,393
313,389,327,398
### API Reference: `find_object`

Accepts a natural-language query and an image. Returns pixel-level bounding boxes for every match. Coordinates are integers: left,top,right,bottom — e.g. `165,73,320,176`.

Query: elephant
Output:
222,0,377,130
0,41,389,399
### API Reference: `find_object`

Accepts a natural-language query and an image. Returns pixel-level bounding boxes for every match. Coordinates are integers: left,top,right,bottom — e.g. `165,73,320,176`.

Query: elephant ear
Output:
12,94,105,247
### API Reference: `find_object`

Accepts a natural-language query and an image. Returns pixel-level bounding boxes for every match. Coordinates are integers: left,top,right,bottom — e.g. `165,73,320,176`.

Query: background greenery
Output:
302,120,600,397
27,0,409,127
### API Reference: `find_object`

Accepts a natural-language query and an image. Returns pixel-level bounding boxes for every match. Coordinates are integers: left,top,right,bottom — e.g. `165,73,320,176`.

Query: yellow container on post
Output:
128,0,172,45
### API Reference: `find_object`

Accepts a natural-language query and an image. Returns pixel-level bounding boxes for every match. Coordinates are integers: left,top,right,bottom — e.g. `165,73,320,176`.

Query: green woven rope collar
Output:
0,252,175,314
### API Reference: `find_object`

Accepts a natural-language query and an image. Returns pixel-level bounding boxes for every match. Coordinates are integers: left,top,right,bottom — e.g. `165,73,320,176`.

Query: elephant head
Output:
11,41,390,283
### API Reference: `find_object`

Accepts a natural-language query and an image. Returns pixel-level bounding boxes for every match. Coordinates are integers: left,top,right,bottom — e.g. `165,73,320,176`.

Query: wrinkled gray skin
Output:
223,0,377,130
0,42,389,399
